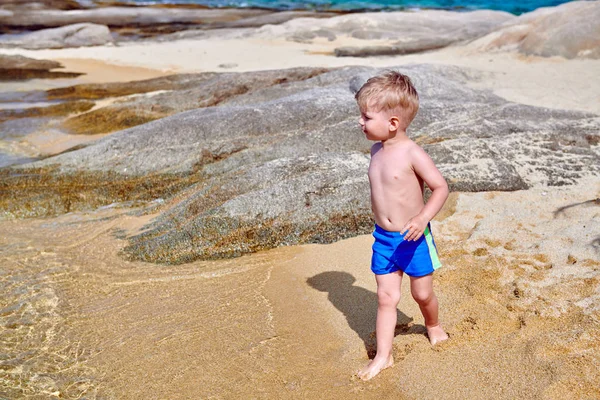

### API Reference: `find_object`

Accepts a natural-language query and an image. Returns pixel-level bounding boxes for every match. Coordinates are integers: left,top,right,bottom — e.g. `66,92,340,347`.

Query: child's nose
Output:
358,117,364,126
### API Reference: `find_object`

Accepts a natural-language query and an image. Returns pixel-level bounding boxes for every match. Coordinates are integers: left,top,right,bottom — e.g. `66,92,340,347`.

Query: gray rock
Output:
0,23,113,49
254,9,514,54
9,64,599,263
122,152,373,263
335,37,457,57
53,67,329,135
0,54,61,70
0,54,80,79
0,7,272,28
130,67,330,116
23,64,600,186
0,0,87,12
216,10,337,29
469,1,600,59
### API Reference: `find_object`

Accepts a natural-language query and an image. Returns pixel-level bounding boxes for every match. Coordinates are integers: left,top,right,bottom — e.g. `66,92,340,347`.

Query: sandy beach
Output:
2,179,598,398
1,2,599,398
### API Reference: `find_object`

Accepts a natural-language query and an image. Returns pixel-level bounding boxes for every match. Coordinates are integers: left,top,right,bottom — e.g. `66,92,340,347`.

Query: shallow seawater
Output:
0,117,51,167
130,0,575,14
0,237,99,398
0,101,58,110
0,90,47,104
0,118,52,140
0,206,160,398
0,151,39,168
0,205,306,399
0,75,91,168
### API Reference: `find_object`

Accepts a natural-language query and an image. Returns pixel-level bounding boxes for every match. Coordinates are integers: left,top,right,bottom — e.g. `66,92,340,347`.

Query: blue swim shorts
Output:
371,223,442,277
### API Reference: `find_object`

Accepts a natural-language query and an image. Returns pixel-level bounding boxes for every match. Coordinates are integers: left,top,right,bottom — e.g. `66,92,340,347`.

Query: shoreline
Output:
63,0,574,15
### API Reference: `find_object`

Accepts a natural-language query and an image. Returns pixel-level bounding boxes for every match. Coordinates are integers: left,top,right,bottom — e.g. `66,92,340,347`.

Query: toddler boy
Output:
355,71,449,381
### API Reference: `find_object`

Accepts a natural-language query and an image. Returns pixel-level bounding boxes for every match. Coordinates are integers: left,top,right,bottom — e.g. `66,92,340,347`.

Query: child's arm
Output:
401,145,449,241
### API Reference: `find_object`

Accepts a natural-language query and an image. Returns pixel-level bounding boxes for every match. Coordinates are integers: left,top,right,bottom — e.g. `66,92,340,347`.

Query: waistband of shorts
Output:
374,223,405,237
374,222,432,236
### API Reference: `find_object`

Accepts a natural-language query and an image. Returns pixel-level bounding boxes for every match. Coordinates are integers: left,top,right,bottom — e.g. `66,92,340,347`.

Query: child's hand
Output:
401,215,428,241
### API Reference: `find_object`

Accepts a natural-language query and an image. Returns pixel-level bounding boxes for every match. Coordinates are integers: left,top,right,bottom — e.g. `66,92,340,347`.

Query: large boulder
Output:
469,1,600,59
48,67,329,135
5,64,598,263
123,152,373,263
0,23,113,49
251,10,514,55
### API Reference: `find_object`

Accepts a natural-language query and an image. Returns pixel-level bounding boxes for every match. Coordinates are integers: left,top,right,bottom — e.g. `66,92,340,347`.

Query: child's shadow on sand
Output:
307,271,426,359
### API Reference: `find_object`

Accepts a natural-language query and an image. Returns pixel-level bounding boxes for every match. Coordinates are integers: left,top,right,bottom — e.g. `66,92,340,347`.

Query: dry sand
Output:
1,33,599,399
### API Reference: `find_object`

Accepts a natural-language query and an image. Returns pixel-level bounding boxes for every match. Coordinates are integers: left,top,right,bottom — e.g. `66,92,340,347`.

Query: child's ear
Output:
388,116,400,131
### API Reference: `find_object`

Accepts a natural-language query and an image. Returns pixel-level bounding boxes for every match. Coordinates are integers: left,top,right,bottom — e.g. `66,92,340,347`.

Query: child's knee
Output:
411,288,434,305
377,288,401,307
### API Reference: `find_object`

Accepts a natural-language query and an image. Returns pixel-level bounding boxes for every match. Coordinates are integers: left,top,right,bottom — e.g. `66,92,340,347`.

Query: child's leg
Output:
357,270,402,380
410,274,448,345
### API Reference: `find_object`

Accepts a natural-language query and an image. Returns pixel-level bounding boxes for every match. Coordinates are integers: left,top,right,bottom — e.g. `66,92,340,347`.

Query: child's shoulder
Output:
391,137,426,155
395,138,424,158
404,138,422,151
406,140,441,173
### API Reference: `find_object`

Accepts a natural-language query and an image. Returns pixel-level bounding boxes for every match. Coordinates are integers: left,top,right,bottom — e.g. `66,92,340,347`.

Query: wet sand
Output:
1,178,598,399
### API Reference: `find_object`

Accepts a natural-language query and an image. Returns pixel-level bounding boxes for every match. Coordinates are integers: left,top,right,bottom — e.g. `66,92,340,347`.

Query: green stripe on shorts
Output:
424,225,442,270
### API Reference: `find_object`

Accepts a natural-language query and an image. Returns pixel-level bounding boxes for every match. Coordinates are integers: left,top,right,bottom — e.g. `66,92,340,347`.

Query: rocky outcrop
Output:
0,54,82,79
251,10,514,55
335,37,457,57
0,0,84,12
0,23,113,49
469,1,600,59
0,4,338,40
55,67,328,134
0,100,94,122
45,72,219,100
0,7,284,29
0,54,61,70
123,152,373,262
3,64,598,263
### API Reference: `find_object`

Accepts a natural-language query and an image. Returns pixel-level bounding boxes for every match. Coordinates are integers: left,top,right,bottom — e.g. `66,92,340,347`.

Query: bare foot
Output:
357,355,394,381
426,324,449,346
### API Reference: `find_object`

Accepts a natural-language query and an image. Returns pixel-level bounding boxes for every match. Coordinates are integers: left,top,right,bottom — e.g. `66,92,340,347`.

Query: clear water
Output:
129,0,576,15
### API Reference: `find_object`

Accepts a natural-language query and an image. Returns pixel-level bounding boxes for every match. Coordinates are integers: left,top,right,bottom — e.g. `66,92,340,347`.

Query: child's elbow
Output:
435,180,449,199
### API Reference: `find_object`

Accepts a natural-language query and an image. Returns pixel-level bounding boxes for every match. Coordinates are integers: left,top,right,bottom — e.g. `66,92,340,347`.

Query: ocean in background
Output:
129,0,576,15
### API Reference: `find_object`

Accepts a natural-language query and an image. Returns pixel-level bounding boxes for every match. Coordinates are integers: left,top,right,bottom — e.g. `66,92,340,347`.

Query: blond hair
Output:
355,71,419,126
